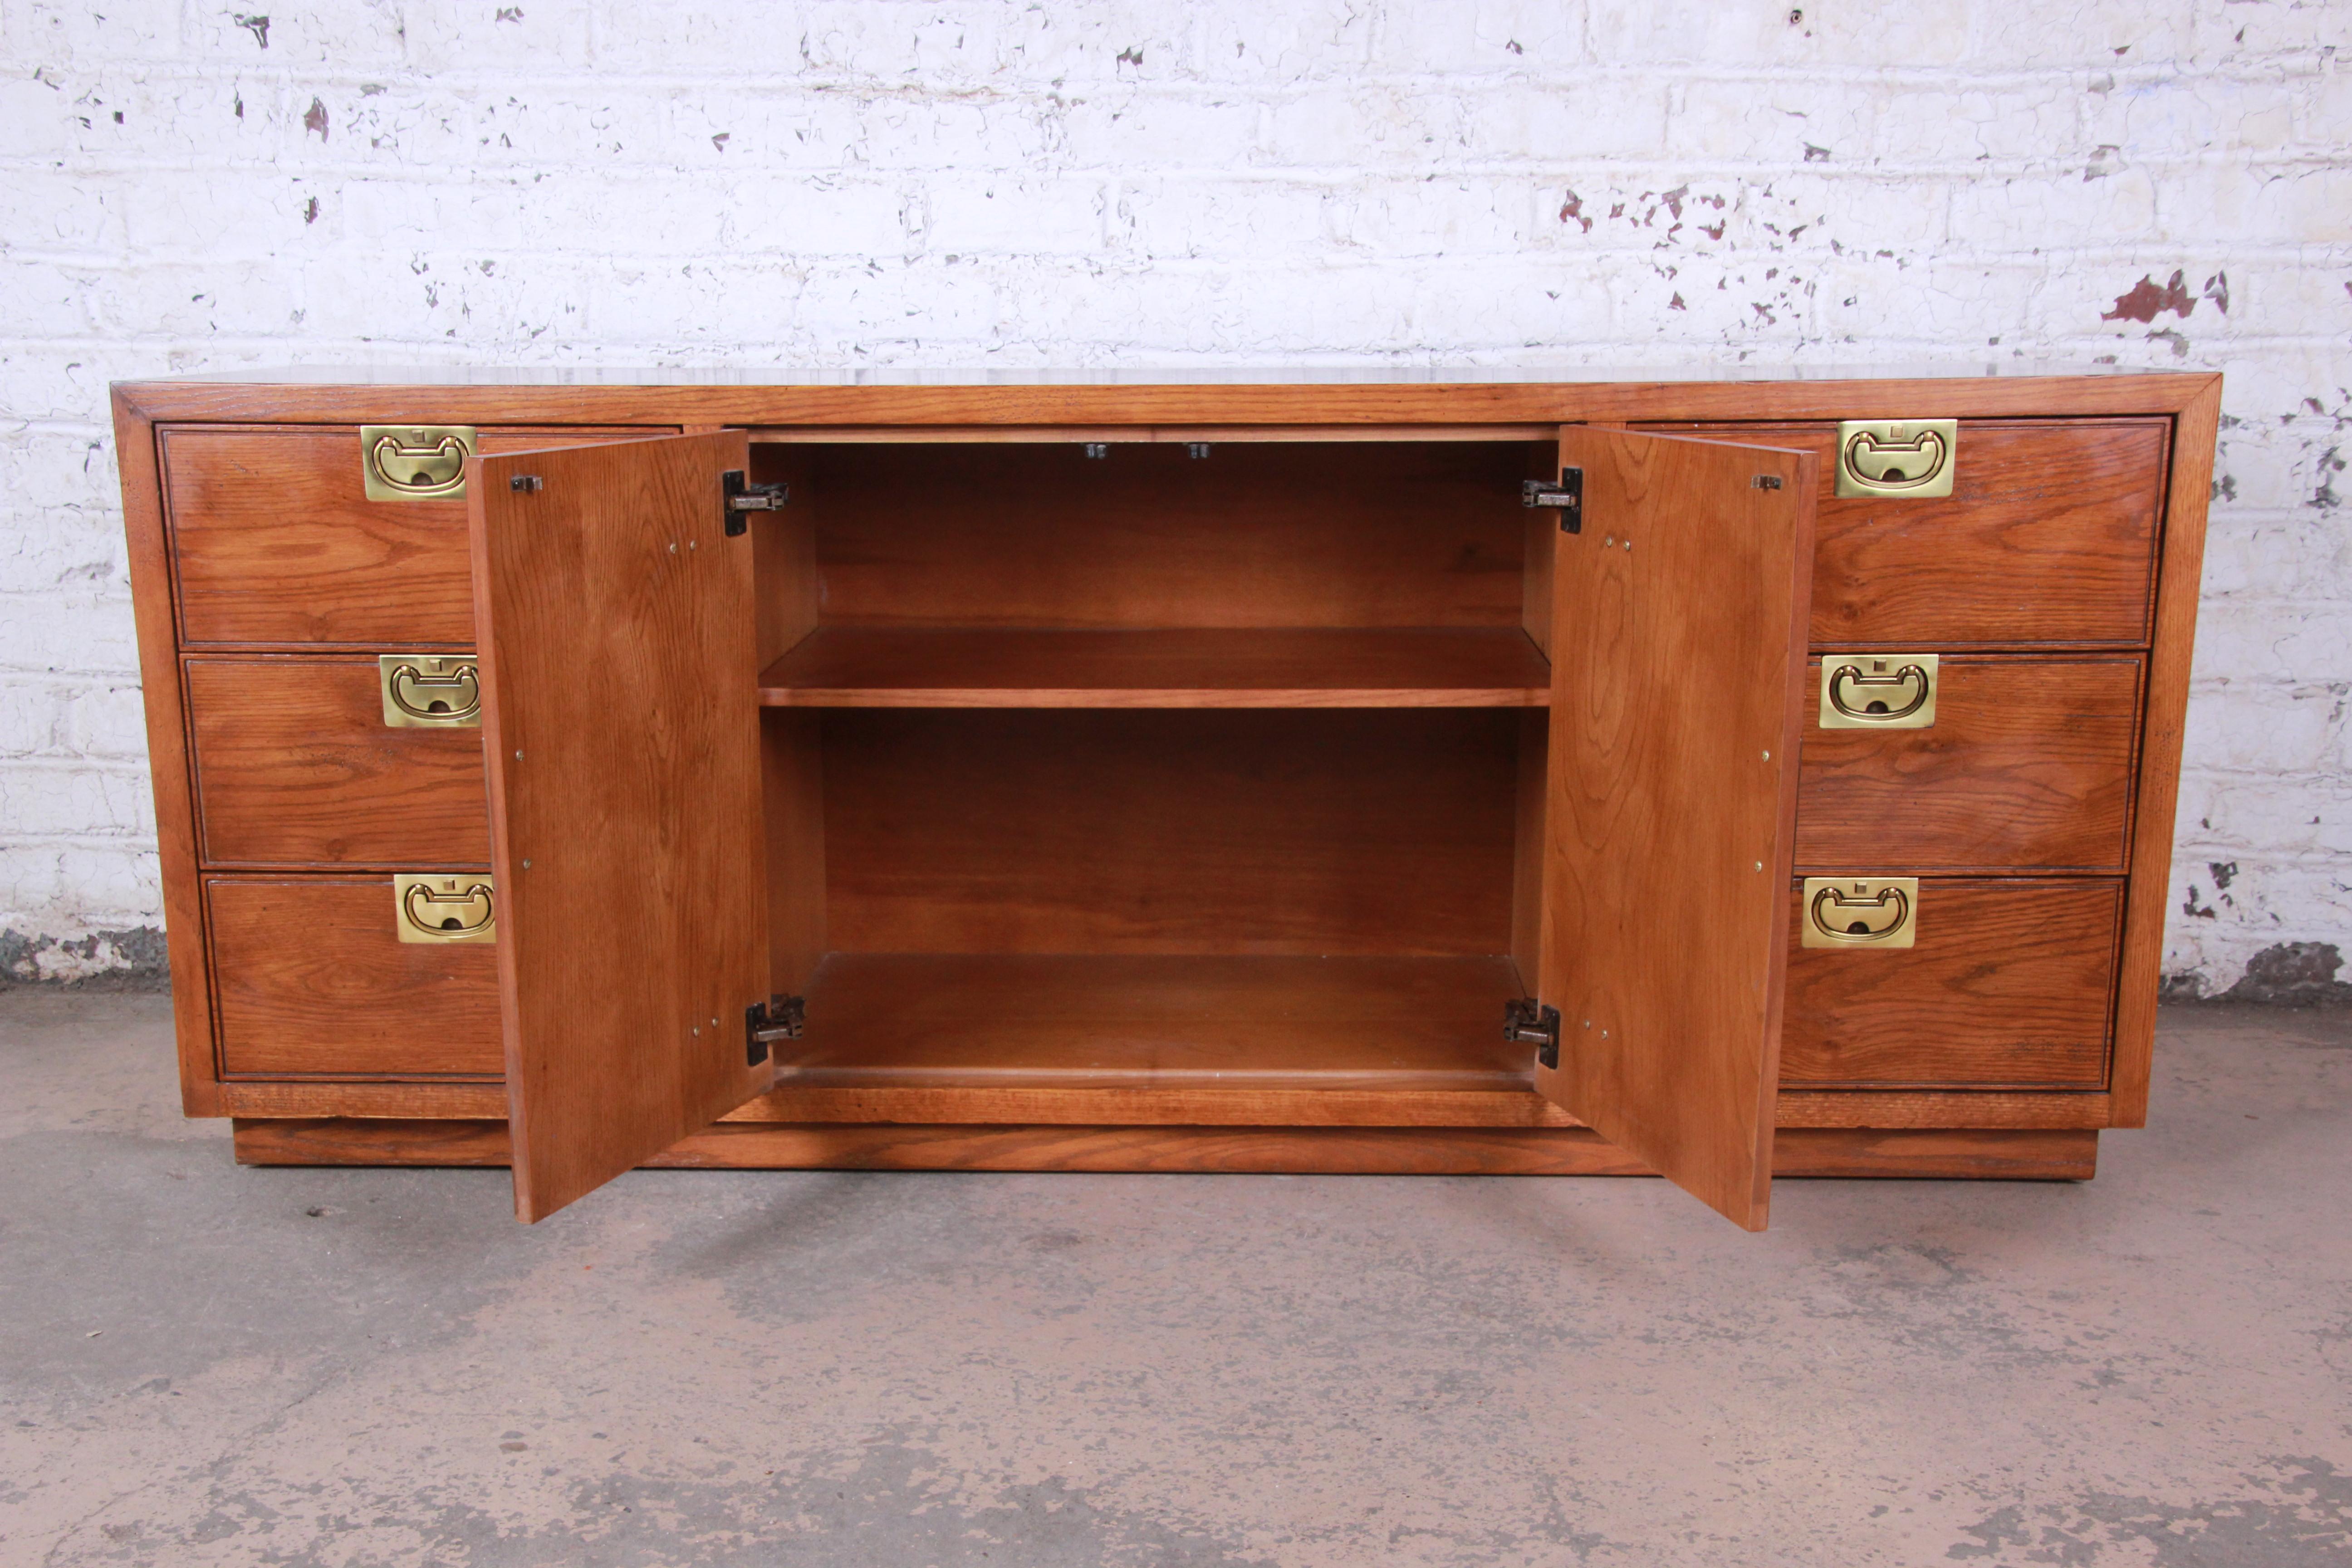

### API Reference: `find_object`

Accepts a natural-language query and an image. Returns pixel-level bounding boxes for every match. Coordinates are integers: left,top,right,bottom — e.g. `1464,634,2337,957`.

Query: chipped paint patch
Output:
1949,1457,2352,1563
0,925,167,989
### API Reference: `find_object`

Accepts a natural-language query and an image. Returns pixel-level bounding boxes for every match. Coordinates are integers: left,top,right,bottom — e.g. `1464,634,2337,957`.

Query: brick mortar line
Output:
16,61,2343,90
11,152,2352,180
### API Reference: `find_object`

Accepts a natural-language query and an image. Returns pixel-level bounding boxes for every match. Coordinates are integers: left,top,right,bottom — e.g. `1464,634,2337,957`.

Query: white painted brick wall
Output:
1,0,2346,993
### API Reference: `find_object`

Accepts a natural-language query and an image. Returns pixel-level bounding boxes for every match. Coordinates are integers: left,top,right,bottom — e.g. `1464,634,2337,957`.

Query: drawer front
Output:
209,877,503,1077
1795,655,2141,872
164,426,656,645
188,657,491,867
1643,420,2166,646
1781,877,2121,1088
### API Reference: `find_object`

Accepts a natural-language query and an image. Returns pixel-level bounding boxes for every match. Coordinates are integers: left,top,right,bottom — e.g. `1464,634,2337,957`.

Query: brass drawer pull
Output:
379,654,481,727
1801,877,1919,949
1835,419,1957,499
1819,653,1938,729
394,873,495,944
360,425,477,501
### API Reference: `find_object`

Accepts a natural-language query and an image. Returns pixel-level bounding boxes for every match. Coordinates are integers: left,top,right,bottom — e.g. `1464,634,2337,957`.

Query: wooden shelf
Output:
758,627,1551,708
774,953,1532,1091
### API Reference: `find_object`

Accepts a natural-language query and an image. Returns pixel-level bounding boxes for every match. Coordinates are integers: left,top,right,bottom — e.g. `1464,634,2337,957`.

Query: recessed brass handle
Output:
1819,653,1938,729
378,655,481,727
359,425,477,501
1835,419,1957,499
1801,877,1919,949
394,873,495,944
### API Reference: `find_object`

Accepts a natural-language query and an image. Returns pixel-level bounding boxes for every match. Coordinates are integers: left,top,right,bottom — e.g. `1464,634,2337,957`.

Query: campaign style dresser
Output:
110,370,2219,1228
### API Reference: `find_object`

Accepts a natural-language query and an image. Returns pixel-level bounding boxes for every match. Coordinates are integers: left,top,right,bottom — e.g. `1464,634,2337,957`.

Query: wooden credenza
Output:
111,372,2219,1227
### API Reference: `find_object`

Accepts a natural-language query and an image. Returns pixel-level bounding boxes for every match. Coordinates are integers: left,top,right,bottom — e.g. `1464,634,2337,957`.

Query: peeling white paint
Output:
0,1,2344,992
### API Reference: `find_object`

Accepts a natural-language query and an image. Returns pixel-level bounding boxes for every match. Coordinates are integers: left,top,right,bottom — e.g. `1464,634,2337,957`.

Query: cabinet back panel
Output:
822,709,1519,955
805,441,1533,629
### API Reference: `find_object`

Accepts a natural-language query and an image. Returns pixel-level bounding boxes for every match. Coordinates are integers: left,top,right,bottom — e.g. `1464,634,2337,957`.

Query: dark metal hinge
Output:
745,994,805,1065
1505,998,1562,1071
1523,468,1582,533
722,469,789,536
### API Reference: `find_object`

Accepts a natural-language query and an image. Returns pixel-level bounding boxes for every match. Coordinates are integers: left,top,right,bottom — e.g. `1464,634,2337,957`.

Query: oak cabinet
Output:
111,372,2218,1228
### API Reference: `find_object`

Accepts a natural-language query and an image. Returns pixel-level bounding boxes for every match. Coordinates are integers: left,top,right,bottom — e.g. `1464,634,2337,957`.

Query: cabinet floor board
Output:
776,952,1531,1090
759,626,1553,708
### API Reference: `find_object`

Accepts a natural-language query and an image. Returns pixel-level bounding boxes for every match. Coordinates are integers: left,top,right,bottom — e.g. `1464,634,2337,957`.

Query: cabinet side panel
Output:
749,445,827,995
1511,709,1548,995
764,710,827,994
112,391,221,1114
2110,380,2216,1125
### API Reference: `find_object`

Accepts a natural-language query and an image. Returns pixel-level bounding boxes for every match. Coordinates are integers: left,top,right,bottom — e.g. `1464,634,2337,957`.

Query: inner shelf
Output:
757,627,1552,708
773,953,1534,1091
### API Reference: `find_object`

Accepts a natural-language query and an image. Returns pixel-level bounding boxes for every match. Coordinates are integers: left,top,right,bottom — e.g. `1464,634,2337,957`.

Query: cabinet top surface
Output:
111,365,2220,423
126,362,2207,388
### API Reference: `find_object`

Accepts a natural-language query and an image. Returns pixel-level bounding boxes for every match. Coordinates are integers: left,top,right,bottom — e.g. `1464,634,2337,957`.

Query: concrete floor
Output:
1,996,2347,1568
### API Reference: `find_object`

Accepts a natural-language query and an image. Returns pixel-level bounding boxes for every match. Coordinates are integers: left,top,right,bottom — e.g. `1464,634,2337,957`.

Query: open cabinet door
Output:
1531,426,1818,1230
469,432,775,1222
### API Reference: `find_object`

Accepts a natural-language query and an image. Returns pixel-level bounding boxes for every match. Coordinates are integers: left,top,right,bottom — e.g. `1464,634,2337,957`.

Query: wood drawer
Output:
209,877,503,1078
1642,420,2167,647
1795,655,2141,872
163,426,657,646
189,656,490,867
1780,877,2121,1089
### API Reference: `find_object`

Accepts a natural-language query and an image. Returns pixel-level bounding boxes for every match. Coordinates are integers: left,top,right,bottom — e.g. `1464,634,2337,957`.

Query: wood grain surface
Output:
229,1116,2097,1180
165,426,653,646
206,877,503,1077
198,1069,2112,1134
821,708,1520,956
1781,877,2122,1088
776,952,1529,1086
119,372,2219,431
2110,381,2222,1126
220,1080,509,1118
744,443,832,1004
1795,654,2142,872
758,626,1554,707
1642,420,2166,648
111,395,225,1114
186,656,491,867
808,440,1532,630
471,431,774,1222
1534,426,1817,1230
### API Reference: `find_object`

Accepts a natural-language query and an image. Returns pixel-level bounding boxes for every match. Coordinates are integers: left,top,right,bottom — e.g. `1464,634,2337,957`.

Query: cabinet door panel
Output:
471,432,774,1222
1532,427,1816,1230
